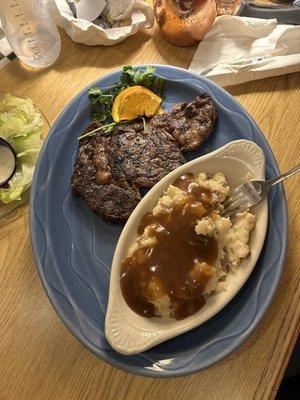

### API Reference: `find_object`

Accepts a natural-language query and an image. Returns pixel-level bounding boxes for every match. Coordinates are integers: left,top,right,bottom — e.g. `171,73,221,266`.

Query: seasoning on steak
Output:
71,94,217,223
149,94,217,152
72,121,185,223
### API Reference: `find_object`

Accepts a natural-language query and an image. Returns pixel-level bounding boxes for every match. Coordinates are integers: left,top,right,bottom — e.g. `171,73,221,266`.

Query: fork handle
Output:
268,164,300,188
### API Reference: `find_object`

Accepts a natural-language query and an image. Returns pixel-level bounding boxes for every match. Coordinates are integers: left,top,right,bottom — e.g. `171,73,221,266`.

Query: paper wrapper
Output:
189,16,300,87
50,0,154,46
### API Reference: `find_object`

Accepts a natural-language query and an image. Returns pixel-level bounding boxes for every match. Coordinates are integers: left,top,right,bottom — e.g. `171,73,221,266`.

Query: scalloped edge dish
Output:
105,139,268,355
30,65,288,377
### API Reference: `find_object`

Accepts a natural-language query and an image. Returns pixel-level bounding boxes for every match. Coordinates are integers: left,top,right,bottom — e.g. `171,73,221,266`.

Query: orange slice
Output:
112,86,162,123
154,106,164,115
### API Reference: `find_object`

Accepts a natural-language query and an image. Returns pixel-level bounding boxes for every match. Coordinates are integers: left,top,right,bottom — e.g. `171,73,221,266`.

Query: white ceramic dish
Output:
105,139,268,355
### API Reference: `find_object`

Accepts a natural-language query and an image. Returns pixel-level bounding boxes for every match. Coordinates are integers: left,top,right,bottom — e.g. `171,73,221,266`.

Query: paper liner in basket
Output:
50,0,154,46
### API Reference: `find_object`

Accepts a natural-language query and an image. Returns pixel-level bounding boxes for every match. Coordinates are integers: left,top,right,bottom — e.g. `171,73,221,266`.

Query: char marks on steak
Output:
71,94,217,223
72,121,185,222
148,93,217,152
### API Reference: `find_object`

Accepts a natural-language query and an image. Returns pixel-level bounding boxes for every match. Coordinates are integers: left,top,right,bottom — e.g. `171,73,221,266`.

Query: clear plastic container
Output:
0,0,61,68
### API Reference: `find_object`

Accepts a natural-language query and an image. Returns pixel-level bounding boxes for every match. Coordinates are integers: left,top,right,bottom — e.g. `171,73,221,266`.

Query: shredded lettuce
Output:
0,94,43,203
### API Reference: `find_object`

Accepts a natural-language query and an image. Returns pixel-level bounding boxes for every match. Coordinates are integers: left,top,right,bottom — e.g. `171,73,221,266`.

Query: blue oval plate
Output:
30,65,287,377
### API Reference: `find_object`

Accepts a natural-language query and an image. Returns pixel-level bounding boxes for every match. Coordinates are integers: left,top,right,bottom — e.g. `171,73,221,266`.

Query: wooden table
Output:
0,24,299,400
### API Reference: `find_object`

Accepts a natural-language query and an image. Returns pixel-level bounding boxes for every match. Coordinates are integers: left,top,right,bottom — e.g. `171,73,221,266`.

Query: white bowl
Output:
105,140,268,355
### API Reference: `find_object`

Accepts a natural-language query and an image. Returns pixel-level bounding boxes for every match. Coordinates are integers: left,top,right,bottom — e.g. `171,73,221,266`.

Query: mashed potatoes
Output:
121,172,255,320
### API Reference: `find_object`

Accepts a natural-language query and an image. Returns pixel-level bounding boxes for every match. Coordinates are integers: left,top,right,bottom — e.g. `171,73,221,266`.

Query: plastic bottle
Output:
0,0,61,68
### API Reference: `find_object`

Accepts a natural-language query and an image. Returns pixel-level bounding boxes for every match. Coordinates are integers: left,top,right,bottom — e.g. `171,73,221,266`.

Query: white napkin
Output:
50,0,154,46
68,0,106,21
189,16,300,87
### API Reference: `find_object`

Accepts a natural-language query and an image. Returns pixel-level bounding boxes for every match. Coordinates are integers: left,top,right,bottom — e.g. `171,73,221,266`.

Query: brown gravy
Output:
120,173,218,320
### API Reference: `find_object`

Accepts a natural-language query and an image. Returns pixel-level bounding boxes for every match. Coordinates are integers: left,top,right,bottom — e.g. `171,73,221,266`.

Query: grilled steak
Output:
107,122,187,188
72,94,217,223
149,94,217,152
72,121,185,223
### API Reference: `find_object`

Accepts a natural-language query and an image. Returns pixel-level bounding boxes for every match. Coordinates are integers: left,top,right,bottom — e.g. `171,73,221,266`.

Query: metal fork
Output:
222,164,300,217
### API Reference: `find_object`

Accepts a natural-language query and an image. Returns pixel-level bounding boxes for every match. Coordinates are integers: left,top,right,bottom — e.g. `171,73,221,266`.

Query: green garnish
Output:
118,65,165,97
77,66,166,140
77,122,117,140
91,111,106,122
141,116,147,133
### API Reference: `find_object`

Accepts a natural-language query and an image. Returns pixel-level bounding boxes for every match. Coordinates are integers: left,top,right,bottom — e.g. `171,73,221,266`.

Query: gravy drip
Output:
120,173,218,320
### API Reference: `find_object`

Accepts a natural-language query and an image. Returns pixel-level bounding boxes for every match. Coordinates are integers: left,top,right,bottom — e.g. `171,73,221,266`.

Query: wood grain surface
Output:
0,24,299,400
